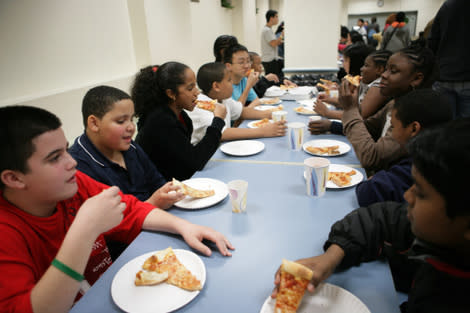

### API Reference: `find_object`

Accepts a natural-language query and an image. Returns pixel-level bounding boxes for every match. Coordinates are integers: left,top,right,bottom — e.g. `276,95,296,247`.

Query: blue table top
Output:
211,100,361,166
70,161,400,313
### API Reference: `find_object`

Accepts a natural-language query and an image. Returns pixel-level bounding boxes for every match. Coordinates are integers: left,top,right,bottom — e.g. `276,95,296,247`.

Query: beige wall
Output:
1,0,446,142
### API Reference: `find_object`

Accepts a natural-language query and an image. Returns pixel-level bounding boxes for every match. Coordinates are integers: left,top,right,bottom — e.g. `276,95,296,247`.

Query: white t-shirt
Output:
261,25,278,62
186,94,243,145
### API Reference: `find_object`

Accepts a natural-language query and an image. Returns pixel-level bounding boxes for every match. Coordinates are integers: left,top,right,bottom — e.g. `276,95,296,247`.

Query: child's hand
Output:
271,245,344,298
283,79,297,88
74,186,126,236
147,182,185,210
265,73,280,83
213,103,227,120
262,120,287,137
179,224,235,257
318,93,337,105
246,71,260,88
308,119,332,134
314,99,330,117
339,78,359,110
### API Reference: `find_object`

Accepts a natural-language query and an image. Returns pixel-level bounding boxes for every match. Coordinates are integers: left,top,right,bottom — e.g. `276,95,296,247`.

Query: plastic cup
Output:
304,157,330,197
272,110,288,122
287,122,306,150
227,180,248,213
309,115,322,122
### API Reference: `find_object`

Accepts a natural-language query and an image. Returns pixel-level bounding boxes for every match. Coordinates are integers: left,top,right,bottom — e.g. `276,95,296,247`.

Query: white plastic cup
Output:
227,180,248,213
304,157,330,197
309,115,322,122
272,110,288,122
287,122,306,150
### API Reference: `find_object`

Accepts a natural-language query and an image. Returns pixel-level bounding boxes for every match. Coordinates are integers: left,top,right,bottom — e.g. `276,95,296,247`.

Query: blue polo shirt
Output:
69,133,167,201
232,77,257,105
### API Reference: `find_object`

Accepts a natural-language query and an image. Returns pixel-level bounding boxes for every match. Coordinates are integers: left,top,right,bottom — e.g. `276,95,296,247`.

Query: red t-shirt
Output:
0,171,155,313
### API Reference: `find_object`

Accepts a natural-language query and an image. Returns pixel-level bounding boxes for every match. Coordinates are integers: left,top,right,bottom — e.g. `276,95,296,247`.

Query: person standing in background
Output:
428,0,470,118
356,18,368,44
275,21,285,66
261,10,284,80
380,12,410,52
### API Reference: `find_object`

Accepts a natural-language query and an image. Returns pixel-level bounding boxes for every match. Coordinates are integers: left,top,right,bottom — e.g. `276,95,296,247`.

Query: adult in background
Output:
356,18,368,44
380,12,411,52
428,0,470,118
368,17,380,48
261,10,284,80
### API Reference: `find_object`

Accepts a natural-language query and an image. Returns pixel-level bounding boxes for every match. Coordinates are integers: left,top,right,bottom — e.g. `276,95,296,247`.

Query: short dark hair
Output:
0,106,62,188
349,30,364,44
358,18,364,23
266,10,277,23
407,118,470,218
132,62,189,128
396,12,406,23
213,35,238,62
394,89,452,129
223,43,249,64
343,43,374,76
197,62,226,95
82,86,131,129
371,17,377,23
340,26,349,39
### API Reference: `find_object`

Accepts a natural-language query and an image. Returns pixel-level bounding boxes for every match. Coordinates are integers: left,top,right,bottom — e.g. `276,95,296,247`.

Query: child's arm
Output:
314,99,343,119
238,72,259,105
359,85,390,119
30,187,125,313
142,209,234,257
240,106,272,120
221,120,287,141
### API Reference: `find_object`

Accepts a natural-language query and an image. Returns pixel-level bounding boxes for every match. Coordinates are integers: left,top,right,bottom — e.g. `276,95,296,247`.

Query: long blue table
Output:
70,160,400,313
211,100,361,165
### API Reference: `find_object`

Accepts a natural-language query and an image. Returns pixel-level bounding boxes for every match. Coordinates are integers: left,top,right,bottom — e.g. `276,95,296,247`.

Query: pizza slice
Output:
196,99,217,112
261,97,280,105
344,74,361,87
142,247,202,291
306,145,340,155
252,118,271,128
135,270,168,286
275,259,313,313
316,82,330,95
294,107,316,114
270,104,284,112
172,178,215,198
328,170,357,187
246,68,254,77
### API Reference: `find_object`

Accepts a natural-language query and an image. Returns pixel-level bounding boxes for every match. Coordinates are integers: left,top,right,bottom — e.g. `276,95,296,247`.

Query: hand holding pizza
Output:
308,119,332,135
265,73,280,83
271,244,345,298
246,70,260,88
338,77,359,110
213,103,227,120
179,223,235,257
147,181,186,210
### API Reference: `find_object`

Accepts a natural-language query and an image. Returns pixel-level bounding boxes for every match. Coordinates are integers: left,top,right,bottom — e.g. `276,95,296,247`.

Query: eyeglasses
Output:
233,60,252,65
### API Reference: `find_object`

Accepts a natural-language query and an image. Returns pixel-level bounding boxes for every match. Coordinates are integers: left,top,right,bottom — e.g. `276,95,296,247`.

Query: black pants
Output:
262,59,284,80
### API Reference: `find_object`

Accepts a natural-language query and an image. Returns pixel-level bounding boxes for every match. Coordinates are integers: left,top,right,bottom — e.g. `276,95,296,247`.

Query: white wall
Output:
0,0,136,106
346,0,445,34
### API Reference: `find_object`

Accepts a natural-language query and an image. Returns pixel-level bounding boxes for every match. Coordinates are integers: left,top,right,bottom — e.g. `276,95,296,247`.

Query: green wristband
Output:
51,259,84,282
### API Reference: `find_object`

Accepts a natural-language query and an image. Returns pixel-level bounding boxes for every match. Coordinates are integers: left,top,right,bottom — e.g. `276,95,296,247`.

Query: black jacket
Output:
136,105,224,180
253,76,276,98
325,202,470,313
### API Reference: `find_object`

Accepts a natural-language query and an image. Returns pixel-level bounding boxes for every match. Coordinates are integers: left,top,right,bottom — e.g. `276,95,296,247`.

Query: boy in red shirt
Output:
0,106,234,313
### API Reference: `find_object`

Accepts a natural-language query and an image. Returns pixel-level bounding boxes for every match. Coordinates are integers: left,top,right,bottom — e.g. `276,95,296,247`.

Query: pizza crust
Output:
172,178,215,198
135,270,168,286
281,259,313,281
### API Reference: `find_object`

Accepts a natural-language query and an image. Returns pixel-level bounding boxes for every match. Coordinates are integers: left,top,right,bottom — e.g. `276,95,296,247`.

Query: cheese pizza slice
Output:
306,145,340,155
252,118,271,128
196,99,217,112
142,247,202,291
135,270,168,286
275,259,313,313
344,74,361,87
172,178,215,198
328,170,356,187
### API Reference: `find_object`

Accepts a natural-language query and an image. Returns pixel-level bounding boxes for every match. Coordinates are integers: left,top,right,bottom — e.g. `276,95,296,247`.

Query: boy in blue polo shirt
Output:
69,86,185,209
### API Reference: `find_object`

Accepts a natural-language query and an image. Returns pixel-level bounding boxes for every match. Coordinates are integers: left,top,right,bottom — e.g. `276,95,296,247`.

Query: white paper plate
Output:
260,97,282,105
247,119,273,128
303,139,351,156
174,178,228,209
111,249,206,313
220,140,265,156
255,105,278,111
303,164,364,189
260,283,370,313
293,107,317,115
